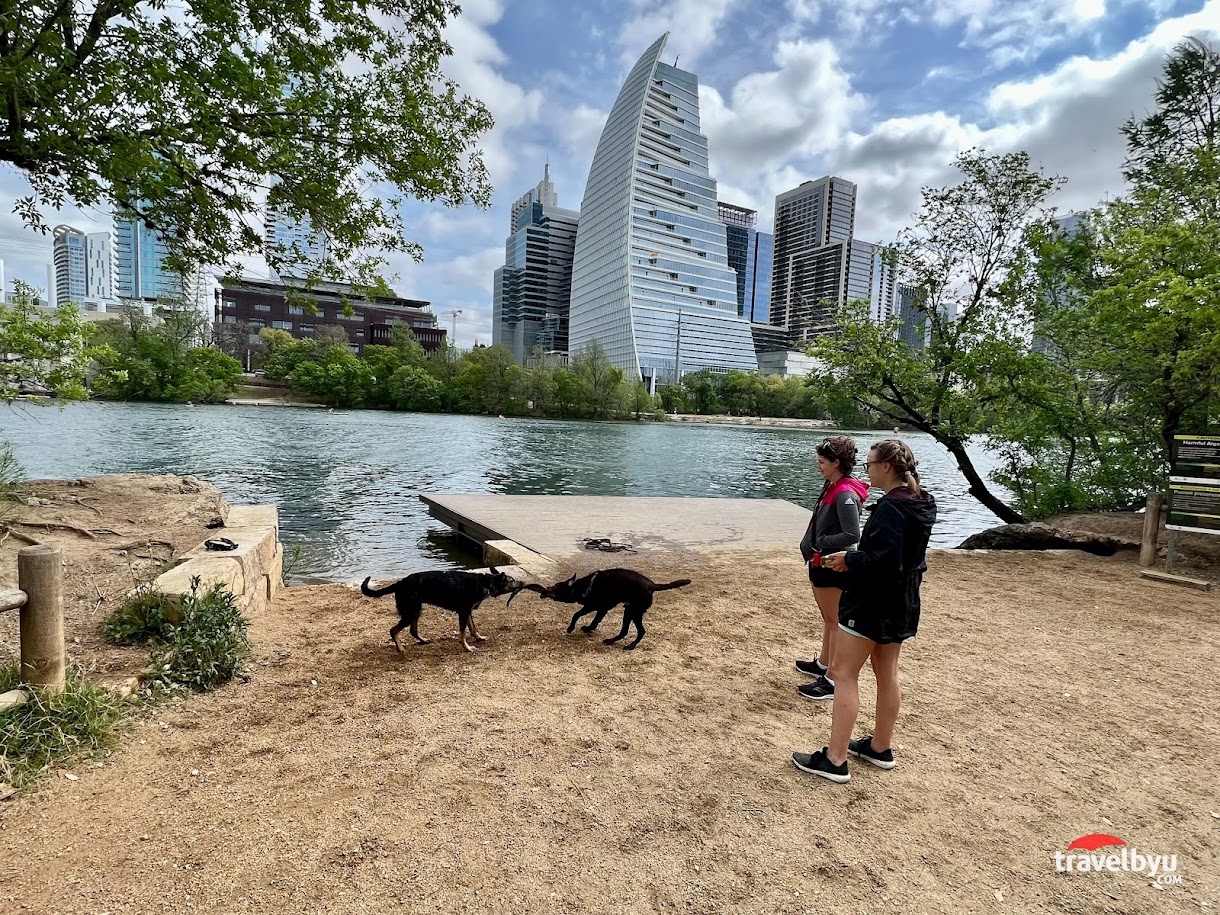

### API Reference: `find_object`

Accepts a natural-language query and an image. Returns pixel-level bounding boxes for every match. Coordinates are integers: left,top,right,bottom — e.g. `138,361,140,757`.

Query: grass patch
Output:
0,665,128,790
104,579,252,694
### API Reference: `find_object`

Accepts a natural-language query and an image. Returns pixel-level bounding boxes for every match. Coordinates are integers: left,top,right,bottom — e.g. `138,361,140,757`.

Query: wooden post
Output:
18,543,65,694
1139,492,1163,568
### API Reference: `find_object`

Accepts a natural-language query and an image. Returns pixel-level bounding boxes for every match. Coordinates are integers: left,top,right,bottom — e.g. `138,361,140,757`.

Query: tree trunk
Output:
942,437,1028,524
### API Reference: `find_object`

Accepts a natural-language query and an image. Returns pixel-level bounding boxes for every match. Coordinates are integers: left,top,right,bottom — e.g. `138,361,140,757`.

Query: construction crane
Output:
446,309,463,349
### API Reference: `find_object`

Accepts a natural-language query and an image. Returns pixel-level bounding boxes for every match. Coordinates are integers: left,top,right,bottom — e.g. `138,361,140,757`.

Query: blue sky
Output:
2,0,1217,346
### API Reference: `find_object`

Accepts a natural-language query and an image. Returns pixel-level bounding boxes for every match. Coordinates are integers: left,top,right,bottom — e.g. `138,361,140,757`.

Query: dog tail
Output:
652,578,692,592
360,576,399,598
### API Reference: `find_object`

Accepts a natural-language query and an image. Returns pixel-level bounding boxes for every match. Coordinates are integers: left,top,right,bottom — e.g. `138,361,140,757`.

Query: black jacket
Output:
839,488,938,644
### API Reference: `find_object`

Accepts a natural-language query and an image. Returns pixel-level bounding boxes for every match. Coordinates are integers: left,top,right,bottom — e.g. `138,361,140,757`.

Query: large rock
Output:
143,503,281,619
957,522,1137,556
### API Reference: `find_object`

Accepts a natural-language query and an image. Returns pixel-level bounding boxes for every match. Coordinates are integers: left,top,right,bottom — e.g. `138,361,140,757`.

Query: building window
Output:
248,318,265,328
254,303,271,312
289,305,305,315
298,323,315,334
222,315,237,324
354,330,364,338
272,320,292,330
223,298,237,310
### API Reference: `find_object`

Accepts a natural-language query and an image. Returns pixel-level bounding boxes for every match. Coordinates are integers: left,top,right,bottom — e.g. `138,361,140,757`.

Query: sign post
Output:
1166,434,1220,572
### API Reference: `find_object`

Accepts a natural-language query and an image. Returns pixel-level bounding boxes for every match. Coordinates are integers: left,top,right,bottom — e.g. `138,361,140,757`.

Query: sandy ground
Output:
0,475,228,679
2,530,1217,913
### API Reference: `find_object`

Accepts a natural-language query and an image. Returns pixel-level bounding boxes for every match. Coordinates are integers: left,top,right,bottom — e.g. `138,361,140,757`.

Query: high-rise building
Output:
53,225,116,306
717,203,773,323
492,165,580,363
115,217,187,301
264,206,330,278
568,33,757,388
770,176,896,340
52,225,88,305
897,283,928,350
86,232,114,300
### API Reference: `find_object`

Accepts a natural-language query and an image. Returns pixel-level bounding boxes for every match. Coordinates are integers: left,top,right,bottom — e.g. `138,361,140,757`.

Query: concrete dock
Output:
419,494,810,560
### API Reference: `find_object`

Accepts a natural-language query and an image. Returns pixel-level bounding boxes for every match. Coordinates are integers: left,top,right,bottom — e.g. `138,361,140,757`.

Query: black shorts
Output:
809,564,850,589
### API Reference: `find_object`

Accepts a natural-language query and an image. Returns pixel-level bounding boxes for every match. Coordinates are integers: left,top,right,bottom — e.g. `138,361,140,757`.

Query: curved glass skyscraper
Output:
569,34,758,388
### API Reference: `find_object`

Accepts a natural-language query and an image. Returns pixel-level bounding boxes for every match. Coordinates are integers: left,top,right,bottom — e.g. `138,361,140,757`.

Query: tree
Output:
628,380,655,420
1122,36,1220,221
389,364,443,412
2,2,492,286
812,150,1063,523
681,369,721,416
258,327,296,353
89,304,241,403
454,344,521,414
314,325,351,354
214,320,258,372
0,282,89,402
290,348,373,407
571,343,624,419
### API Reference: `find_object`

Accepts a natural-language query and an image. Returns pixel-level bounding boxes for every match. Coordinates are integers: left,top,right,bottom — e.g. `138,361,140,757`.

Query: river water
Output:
1,402,1006,582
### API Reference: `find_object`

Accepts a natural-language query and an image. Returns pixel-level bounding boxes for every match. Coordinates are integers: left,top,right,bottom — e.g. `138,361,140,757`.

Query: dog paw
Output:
474,634,489,642
581,625,596,633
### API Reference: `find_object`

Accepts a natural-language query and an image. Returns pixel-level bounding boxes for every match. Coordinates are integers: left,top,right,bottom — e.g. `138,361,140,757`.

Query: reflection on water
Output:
1,402,1006,583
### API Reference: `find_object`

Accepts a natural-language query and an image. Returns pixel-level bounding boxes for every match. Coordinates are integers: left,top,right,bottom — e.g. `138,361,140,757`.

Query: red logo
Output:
1066,834,1127,852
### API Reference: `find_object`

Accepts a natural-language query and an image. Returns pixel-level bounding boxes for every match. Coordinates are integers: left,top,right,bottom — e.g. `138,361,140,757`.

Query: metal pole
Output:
18,543,65,694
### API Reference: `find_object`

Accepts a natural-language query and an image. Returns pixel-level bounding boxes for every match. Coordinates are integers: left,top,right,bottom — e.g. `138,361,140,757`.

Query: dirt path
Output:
2,546,1216,914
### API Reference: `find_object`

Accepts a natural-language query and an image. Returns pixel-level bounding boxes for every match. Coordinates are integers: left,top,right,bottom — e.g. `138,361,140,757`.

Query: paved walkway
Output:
420,493,809,558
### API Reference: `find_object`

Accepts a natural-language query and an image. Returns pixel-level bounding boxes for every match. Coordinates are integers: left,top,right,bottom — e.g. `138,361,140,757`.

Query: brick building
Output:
217,277,444,354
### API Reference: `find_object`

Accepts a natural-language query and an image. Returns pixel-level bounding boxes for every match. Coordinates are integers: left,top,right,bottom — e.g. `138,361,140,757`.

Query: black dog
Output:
510,568,692,650
361,567,519,653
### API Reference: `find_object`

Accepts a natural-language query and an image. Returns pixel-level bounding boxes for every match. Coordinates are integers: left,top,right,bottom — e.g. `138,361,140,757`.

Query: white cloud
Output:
701,39,865,172
616,0,737,70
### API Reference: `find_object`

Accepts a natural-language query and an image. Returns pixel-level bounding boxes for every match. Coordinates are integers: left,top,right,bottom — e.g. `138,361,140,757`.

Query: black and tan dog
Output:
361,567,520,653
510,568,692,650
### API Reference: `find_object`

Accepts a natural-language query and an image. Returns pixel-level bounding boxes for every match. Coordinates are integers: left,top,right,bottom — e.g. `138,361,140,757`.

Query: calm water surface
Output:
0,402,1006,582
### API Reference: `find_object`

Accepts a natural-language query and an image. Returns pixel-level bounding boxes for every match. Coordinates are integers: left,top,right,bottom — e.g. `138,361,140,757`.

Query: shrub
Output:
144,579,251,693
103,588,175,646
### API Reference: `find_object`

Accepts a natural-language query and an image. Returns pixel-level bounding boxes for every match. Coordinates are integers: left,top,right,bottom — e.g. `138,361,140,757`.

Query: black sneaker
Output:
791,748,850,783
794,657,828,677
798,678,835,701
848,735,896,770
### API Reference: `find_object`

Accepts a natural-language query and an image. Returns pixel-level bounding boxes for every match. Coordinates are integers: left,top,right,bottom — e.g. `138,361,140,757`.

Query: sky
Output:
2,0,1218,347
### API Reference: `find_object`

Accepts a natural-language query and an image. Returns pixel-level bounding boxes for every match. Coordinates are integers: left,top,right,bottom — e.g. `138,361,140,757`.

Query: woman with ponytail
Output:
792,439,937,784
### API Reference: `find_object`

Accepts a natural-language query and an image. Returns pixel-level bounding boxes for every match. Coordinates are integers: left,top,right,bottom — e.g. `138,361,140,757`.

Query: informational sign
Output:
1170,434,1220,484
1167,483,1220,535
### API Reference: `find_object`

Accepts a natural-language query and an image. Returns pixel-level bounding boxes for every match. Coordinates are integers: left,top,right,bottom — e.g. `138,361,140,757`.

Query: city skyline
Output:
1,0,1215,347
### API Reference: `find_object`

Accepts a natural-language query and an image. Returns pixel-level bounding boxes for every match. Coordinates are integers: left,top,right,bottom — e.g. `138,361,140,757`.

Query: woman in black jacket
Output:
792,439,937,784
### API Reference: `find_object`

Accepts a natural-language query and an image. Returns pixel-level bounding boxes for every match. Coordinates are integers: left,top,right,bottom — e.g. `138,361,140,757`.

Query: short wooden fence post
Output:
18,543,65,694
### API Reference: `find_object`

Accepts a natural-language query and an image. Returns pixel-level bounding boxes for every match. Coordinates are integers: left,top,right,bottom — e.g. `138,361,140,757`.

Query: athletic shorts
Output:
809,564,850,590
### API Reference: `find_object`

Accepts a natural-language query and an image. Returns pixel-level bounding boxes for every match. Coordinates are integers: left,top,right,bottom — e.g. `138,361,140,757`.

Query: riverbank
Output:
1,476,1217,913
0,475,230,680
665,413,837,429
